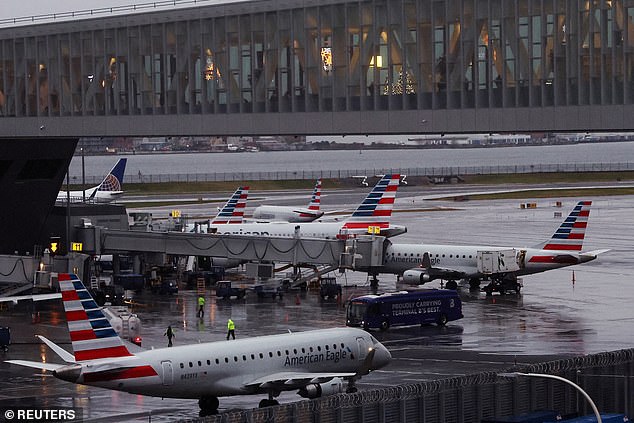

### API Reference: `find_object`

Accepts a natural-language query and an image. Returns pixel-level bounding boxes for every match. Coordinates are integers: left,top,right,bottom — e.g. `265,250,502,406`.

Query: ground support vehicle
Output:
253,283,284,299
319,277,342,300
346,289,463,330
215,281,246,300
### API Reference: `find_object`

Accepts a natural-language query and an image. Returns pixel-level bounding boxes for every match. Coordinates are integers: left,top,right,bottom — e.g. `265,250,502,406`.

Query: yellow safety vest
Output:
227,320,235,330
198,297,205,306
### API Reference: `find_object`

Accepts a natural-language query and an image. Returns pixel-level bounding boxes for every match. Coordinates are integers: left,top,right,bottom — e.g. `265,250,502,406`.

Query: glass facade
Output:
0,0,633,124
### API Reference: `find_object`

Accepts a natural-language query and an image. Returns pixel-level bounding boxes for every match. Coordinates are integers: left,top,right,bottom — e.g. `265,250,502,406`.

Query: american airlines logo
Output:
284,349,348,367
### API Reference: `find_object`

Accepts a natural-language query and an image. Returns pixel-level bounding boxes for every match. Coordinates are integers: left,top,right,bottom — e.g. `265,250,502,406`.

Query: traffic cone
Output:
295,294,301,305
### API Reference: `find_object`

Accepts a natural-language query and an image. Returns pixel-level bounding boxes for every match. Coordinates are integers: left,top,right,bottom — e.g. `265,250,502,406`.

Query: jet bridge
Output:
75,226,386,271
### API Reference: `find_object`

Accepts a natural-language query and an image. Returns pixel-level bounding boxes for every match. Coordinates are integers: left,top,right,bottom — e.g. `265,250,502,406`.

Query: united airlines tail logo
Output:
98,174,122,192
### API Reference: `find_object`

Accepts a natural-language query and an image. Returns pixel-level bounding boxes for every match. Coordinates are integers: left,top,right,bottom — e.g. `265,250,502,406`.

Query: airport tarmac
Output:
1,192,632,422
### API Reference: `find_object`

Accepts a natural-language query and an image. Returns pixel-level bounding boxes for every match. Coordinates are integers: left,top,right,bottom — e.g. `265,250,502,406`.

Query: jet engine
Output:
401,269,432,285
297,378,345,399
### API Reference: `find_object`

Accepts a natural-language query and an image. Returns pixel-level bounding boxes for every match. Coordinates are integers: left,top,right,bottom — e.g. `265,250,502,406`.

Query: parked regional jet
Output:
252,178,324,222
6,274,391,416
189,174,405,239
57,158,127,203
377,201,608,293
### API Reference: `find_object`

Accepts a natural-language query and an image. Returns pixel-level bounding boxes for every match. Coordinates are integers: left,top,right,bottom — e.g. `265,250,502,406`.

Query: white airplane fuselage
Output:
252,205,324,223
55,327,390,399
202,221,406,239
383,243,596,280
57,188,124,203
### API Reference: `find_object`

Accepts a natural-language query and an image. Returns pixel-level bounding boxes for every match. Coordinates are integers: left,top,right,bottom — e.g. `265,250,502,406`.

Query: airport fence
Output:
77,162,634,185
191,348,634,423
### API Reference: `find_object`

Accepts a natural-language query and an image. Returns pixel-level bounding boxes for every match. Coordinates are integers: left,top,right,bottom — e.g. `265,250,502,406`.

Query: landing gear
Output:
259,392,280,408
345,377,358,393
369,273,379,290
445,280,458,290
258,398,280,408
468,278,481,291
198,396,219,416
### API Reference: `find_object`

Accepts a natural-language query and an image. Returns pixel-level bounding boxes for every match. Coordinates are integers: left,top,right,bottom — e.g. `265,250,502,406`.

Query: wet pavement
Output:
1,194,632,421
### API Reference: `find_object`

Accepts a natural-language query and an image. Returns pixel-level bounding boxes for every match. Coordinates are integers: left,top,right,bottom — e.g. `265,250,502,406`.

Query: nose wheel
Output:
198,396,219,416
345,377,358,393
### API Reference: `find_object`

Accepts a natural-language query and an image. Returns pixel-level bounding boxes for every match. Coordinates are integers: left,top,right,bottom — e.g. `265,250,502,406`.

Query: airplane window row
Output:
392,252,473,259
178,342,348,369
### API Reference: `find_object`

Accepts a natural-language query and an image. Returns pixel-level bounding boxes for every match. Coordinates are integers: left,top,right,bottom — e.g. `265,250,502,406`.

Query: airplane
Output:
252,178,324,223
186,186,249,269
57,158,127,203
189,174,405,239
6,273,392,416
375,201,608,293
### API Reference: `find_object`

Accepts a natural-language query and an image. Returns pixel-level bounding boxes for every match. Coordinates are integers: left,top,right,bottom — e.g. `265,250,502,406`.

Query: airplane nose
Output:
372,343,392,370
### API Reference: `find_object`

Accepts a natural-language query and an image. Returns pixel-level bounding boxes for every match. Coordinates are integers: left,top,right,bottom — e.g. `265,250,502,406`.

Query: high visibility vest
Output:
198,297,205,306
227,320,235,330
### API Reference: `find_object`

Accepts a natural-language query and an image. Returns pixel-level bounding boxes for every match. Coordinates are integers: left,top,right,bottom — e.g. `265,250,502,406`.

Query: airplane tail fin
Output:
58,273,133,361
535,201,592,251
307,178,322,212
97,158,127,192
211,186,249,224
343,174,400,231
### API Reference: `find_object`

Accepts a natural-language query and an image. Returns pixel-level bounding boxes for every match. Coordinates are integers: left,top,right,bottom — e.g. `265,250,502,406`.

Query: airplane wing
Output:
244,371,356,390
0,293,62,303
5,360,65,371
420,252,467,280
582,249,611,256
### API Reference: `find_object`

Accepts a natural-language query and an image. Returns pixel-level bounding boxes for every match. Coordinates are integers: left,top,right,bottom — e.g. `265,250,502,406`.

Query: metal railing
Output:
0,0,229,27
70,162,634,186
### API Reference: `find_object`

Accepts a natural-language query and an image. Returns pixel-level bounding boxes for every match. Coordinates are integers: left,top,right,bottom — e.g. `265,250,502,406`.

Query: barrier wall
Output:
192,349,634,423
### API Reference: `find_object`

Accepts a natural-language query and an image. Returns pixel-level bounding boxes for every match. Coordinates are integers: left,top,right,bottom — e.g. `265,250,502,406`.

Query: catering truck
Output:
346,289,463,330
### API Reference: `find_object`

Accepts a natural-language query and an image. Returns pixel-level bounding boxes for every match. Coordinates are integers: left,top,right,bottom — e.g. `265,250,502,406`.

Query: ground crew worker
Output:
226,318,235,340
197,295,205,318
164,325,174,347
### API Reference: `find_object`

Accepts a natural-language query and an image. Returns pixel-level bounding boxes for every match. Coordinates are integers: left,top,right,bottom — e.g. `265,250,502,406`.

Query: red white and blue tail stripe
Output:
343,174,400,230
211,186,249,224
307,178,322,212
540,201,591,251
59,273,133,362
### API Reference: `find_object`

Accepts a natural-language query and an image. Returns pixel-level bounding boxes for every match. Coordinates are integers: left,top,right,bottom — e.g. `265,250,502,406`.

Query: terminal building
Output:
0,0,634,136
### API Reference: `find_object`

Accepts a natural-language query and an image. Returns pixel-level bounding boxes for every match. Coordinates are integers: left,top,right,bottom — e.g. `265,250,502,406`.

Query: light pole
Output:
498,372,602,423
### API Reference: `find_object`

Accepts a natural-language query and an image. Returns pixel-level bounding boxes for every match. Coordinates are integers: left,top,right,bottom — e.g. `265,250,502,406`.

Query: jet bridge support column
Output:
347,236,385,288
